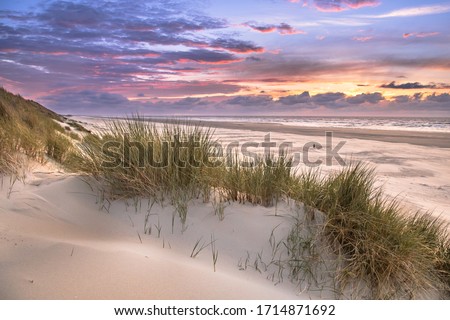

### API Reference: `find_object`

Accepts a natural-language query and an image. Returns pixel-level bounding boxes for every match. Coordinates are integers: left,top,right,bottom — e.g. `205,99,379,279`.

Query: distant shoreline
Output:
70,115,450,148
140,118,450,149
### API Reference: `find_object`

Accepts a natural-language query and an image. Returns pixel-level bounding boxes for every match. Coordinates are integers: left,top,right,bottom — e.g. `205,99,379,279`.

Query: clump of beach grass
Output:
74,116,219,227
75,116,217,199
220,153,294,207
287,162,450,299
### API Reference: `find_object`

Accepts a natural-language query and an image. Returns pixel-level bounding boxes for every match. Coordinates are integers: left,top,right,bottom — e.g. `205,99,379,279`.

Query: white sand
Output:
1,116,449,299
0,171,311,299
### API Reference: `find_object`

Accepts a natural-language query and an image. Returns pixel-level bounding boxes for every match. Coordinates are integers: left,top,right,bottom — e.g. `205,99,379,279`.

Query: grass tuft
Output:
220,153,294,207
287,163,450,299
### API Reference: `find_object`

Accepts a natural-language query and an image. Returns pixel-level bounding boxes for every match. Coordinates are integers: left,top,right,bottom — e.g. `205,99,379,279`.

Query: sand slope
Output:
0,172,308,299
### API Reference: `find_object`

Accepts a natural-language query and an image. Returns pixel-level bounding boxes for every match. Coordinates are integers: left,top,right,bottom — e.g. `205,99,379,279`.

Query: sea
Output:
154,116,450,133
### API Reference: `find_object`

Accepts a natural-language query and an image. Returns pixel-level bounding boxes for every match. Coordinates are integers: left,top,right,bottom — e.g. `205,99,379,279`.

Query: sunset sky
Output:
1,0,450,116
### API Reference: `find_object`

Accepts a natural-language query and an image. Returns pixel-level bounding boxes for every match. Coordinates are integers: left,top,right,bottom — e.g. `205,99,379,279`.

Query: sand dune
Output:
0,173,307,299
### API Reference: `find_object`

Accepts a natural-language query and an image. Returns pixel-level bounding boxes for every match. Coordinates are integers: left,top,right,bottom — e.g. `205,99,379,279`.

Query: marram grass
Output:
0,88,75,174
288,163,450,299
73,116,217,201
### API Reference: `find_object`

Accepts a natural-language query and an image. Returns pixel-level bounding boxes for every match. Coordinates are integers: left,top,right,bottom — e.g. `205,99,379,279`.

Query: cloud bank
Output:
40,90,450,116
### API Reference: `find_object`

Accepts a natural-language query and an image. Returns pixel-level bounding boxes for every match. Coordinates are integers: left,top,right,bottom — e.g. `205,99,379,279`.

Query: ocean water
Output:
162,116,450,133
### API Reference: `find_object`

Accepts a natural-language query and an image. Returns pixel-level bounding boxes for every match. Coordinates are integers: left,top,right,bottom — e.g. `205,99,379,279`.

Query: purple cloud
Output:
210,38,264,53
426,93,450,103
244,22,305,35
311,92,346,105
225,95,274,106
278,92,311,105
312,0,380,12
346,92,384,104
381,81,450,89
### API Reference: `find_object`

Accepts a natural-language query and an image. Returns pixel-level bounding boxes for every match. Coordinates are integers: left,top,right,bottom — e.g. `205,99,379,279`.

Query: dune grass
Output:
74,116,218,201
219,154,294,207
287,163,450,299
75,117,298,208
0,88,76,174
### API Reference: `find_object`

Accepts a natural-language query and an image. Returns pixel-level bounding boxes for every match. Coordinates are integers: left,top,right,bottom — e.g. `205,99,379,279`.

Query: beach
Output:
1,116,449,299
77,116,450,219
142,118,450,148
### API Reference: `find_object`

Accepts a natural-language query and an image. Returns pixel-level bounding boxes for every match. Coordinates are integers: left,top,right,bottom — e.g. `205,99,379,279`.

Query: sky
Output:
1,0,450,116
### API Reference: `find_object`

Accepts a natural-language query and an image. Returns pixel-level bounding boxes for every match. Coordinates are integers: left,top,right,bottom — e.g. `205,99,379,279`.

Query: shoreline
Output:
140,118,450,149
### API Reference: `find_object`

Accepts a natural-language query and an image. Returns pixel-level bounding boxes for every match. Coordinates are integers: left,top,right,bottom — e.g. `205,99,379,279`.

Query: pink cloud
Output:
344,0,380,9
224,47,265,54
289,0,309,5
403,32,440,38
246,24,277,33
292,0,380,12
